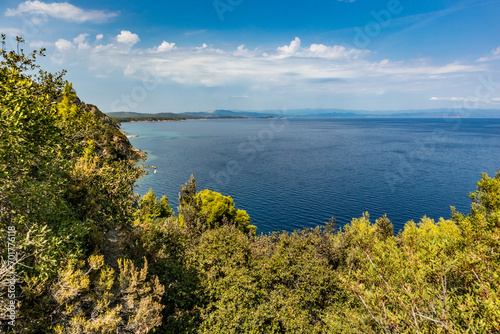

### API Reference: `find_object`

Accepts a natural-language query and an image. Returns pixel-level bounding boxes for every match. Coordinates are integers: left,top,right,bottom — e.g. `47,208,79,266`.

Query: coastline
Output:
116,116,286,124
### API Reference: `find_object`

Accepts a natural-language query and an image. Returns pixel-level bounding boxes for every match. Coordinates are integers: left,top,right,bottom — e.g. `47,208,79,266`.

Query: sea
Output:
121,118,500,234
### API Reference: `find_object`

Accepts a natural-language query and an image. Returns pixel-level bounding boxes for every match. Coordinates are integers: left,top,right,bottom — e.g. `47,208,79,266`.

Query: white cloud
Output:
431,97,466,101
277,37,301,56
431,96,500,103
430,96,500,105
155,41,176,52
48,35,487,99
275,38,369,61
55,38,74,51
307,44,367,60
234,44,248,56
477,46,500,62
5,1,118,23
116,30,140,45
70,33,90,50
73,33,88,45
96,34,104,41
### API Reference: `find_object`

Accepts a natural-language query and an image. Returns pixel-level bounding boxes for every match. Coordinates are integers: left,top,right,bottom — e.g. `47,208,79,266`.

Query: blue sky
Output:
1,0,500,113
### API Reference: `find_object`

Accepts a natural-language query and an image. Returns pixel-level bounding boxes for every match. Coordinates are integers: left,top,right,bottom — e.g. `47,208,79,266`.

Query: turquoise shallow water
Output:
121,118,500,234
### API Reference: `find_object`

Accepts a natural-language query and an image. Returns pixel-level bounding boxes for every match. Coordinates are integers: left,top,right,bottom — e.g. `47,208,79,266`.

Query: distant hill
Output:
107,110,281,120
107,108,500,119
107,111,194,119
184,110,275,118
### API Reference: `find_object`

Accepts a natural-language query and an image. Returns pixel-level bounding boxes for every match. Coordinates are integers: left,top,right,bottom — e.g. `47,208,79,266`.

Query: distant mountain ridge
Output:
107,108,500,119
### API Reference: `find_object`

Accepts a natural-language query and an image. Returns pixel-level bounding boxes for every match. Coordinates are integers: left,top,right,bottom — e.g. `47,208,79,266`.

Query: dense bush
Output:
0,36,162,333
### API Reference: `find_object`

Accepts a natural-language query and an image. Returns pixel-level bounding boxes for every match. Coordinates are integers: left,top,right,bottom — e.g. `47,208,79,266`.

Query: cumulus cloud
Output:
277,37,301,56
55,38,74,51
96,34,104,41
234,44,248,56
5,1,118,23
275,37,369,60
73,33,88,45
116,30,140,45
155,41,176,52
477,46,500,62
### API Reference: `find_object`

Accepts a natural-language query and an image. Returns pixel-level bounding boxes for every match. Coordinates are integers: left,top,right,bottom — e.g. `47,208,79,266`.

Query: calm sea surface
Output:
121,118,500,234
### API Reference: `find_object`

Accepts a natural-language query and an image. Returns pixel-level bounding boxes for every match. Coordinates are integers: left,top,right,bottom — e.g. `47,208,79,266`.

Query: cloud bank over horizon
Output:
1,0,500,113
48,32,495,104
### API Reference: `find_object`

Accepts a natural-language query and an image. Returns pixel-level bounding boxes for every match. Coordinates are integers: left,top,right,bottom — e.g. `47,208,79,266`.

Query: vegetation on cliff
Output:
1,37,500,333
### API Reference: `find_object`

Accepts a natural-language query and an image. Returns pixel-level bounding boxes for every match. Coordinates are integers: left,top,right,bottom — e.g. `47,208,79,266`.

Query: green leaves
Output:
177,176,256,237
134,188,173,222
196,189,256,234
51,255,164,334
1,37,153,332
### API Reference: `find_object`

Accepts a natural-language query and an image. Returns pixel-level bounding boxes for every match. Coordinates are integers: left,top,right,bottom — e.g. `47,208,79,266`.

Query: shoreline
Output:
117,116,286,124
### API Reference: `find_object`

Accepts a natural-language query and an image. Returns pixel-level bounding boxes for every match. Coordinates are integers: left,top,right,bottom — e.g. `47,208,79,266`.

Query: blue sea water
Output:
121,118,500,234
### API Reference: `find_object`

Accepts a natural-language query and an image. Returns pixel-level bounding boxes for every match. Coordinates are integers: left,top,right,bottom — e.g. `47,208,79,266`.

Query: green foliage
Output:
197,189,256,235
187,225,340,333
51,255,164,334
127,216,204,333
157,171,500,333
178,175,198,222
325,172,500,333
160,195,174,218
58,82,79,120
178,175,256,236
0,37,155,332
135,188,173,222
374,213,393,240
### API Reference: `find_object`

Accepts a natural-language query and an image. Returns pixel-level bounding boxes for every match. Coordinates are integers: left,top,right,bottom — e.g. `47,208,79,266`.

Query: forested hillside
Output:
1,37,499,333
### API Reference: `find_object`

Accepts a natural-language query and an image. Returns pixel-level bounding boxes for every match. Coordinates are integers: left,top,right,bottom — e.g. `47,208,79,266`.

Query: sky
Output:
1,0,500,113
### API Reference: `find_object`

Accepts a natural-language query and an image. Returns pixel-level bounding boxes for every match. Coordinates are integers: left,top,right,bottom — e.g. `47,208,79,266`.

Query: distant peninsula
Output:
109,111,285,123
107,108,500,120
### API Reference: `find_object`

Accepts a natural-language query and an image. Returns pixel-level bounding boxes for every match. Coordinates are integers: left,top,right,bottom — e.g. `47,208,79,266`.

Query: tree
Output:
135,189,174,222
58,82,79,120
178,175,256,236
135,188,162,221
160,195,174,218
197,189,256,235
374,214,393,240
178,175,204,237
